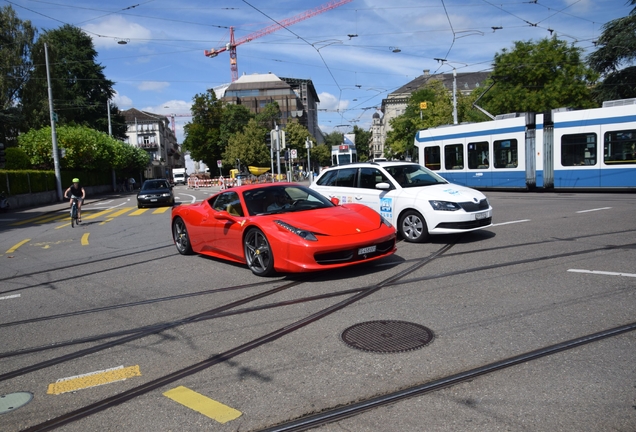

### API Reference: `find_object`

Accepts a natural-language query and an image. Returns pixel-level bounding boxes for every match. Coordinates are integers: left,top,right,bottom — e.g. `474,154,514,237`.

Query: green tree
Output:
220,104,253,151
311,143,331,168
0,6,36,146
588,0,636,102
5,147,31,169
20,24,122,136
17,125,146,171
323,131,343,148
352,125,372,162
182,89,223,169
478,38,597,115
283,121,314,161
255,101,281,129
222,119,270,167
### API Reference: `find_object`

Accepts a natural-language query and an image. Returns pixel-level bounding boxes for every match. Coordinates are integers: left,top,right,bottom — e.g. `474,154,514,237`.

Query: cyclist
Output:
64,178,86,223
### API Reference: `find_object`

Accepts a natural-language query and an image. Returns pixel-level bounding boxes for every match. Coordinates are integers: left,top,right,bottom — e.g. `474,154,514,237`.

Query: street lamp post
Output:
45,43,63,201
434,58,467,125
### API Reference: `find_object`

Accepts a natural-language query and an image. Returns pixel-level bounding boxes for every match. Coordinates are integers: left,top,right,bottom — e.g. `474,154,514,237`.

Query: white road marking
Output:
568,269,636,278
179,193,197,204
576,207,612,213
491,219,531,227
0,294,21,301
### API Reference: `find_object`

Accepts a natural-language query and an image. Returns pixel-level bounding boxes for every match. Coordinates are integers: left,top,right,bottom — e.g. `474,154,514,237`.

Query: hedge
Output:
0,170,112,195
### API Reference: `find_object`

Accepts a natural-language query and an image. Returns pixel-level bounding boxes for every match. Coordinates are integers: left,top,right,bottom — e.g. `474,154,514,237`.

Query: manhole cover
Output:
341,320,434,353
0,392,33,415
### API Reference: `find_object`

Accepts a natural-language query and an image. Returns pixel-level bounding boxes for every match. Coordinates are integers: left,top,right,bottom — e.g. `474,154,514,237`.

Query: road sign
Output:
290,149,297,159
217,160,222,168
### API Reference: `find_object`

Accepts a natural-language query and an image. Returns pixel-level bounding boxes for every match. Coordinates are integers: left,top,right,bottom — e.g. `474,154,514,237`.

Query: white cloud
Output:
138,81,170,92
317,92,349,112
141,100,192,143
84,15,152,49
111,91,132,108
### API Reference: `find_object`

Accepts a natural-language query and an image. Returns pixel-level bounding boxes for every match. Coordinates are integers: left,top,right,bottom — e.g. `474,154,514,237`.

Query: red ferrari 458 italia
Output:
171,183,397,276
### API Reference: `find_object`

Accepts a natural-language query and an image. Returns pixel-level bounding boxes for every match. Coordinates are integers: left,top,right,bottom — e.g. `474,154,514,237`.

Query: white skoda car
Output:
310,161,492,243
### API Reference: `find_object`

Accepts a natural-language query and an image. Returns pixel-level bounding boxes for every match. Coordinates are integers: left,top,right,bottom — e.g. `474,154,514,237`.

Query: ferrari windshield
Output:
244,185,335,216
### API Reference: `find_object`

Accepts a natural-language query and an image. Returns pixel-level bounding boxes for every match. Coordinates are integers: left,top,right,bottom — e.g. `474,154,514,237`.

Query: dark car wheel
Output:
398,210,429,243
244,228,275,276
172,217,194,255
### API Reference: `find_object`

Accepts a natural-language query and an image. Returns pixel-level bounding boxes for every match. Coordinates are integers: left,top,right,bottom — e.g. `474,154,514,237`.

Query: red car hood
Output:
273,204,382,236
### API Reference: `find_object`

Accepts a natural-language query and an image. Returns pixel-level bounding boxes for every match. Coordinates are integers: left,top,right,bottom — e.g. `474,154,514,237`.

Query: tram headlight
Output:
429,200,462,211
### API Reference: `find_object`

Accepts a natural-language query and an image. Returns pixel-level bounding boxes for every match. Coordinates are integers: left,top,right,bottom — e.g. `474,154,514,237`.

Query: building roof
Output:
391,71,491,95
121,108,168,123
226,72,291,91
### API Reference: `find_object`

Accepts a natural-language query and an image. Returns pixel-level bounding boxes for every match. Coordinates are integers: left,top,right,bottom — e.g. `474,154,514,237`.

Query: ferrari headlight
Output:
380,215,393,228
275,220,318,241
429,200,462,211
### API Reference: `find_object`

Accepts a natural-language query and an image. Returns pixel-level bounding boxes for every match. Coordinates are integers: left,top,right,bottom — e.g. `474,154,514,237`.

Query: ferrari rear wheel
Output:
173,217,194,255
244,228,275,276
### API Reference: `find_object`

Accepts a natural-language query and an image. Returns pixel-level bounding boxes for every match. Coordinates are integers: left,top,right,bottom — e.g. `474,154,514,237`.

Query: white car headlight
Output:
162,193,171,197
275,220,318,241
138,194,147,199
429,200,462,211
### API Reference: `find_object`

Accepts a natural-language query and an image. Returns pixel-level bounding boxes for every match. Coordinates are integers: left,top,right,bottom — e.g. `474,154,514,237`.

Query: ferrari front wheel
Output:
244,228,275,276
172,217,194,255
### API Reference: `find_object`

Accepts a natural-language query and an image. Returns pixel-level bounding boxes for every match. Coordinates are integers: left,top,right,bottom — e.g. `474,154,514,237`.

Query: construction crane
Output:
169,113,192,135
204,0,352,82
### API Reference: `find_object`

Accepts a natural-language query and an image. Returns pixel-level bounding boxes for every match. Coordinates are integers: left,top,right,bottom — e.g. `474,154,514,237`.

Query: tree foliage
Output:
0,6,36,146
183,90,223,169
310,143,331,168
282,121,314,161
222,119,270,167
18,125,147,171
352,125,372,162
20,25,124,137
478,38,597,115
588,0,636,101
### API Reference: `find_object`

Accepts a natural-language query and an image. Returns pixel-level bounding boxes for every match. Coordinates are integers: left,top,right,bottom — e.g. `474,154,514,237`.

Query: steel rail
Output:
21,242,456,431
258,321,636,432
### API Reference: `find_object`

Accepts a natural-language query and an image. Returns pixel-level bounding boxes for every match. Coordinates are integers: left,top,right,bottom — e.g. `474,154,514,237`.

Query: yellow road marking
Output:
108,207,134,217
163,386,242,424
38,214,70,224
47,365,141,395
81,233,90,246
129,208,148,216
11,214,55,226
84,209,114,220
6,239,31,253
152,207,171,214
99,218,113,226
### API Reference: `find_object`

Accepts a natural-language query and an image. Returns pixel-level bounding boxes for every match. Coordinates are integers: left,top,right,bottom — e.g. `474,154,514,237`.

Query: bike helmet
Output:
72,178,80,183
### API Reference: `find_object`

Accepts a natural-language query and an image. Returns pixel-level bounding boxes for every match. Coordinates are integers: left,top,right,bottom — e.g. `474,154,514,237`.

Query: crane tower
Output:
205,0,352,82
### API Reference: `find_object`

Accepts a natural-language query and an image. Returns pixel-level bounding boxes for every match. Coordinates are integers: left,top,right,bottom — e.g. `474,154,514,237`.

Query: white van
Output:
172,168,187,185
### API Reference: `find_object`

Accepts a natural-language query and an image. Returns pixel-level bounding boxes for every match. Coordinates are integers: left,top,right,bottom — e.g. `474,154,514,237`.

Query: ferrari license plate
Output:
358,245,376,255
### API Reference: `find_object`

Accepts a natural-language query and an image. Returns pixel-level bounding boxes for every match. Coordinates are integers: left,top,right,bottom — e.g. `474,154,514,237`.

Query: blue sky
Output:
5,0,632,142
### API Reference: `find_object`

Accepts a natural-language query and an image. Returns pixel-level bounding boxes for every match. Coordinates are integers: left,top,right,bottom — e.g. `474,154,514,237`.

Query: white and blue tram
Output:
415,99,636,190
331,144,357,166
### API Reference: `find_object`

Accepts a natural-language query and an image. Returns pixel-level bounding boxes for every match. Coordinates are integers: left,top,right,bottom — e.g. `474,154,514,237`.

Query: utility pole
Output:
306,137,311,182
108,100,116,191
275,123,281,180
45,43,63,201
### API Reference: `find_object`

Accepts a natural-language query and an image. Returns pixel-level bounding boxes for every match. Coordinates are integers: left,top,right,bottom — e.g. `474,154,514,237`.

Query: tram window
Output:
493,139,518,168
444,144,463,170
424,146,441,170
358,168,389,189
561,133,596,166
468,141,490,169
604,130,636,164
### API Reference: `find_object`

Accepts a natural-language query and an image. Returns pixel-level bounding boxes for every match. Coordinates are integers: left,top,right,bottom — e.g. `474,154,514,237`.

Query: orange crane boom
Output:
205,0,352,82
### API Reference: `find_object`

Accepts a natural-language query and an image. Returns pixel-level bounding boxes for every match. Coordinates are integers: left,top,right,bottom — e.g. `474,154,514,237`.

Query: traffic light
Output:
265,133,272,147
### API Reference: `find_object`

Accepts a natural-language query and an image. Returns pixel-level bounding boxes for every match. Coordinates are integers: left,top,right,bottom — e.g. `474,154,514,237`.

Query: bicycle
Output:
68,196,80,228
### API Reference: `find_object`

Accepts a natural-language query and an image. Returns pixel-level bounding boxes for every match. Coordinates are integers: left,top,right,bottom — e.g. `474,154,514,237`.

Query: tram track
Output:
19,241,458,431
2,238,633,362
257,321,636,432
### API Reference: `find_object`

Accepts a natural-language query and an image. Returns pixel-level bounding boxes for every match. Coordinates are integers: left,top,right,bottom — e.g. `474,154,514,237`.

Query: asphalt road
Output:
0,187,634,432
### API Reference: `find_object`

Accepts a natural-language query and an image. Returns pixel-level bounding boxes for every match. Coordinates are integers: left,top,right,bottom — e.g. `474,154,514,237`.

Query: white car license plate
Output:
358,245,376,255
150,198,158,202
475,210,490,220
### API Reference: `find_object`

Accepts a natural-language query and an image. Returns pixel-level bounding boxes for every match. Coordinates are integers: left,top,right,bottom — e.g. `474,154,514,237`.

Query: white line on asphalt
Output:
179,193,197,204
0,294,21,301
568,269,636,278
491,219,531,227
576,207,612,213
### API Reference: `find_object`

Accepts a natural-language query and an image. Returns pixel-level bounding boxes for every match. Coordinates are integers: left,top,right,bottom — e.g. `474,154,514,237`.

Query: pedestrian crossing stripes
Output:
12,206,173,227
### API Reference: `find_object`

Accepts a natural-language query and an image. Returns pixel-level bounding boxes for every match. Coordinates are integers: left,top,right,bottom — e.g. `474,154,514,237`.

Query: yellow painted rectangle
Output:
129,208,148,216
163,386,242,424
84,209,114,220
81,233,90,246
6,239,30,253
108,207,134,218
47,365,141,395
152,207,171,214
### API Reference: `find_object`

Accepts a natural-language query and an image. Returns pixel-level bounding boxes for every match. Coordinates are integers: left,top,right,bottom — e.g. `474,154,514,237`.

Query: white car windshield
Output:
384,164,448,188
